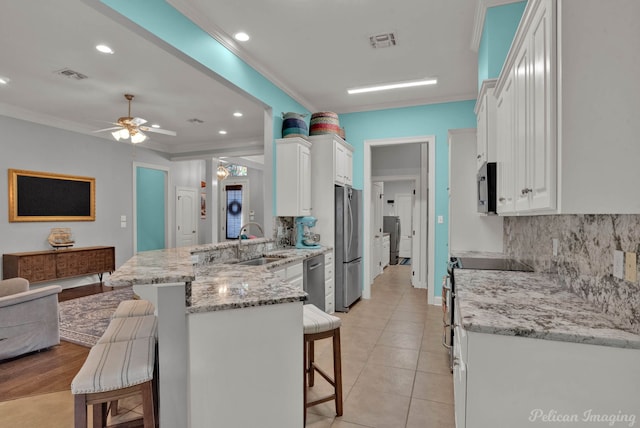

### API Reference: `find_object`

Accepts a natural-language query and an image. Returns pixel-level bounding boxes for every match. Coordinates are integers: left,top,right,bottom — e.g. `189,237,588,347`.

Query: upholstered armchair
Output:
0,277,62,360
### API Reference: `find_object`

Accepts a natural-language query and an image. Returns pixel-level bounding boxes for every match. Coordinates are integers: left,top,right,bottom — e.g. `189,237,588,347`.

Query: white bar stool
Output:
303,304,343,424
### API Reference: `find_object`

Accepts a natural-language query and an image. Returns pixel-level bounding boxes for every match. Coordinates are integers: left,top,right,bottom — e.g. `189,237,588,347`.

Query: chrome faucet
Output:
236,222,265,259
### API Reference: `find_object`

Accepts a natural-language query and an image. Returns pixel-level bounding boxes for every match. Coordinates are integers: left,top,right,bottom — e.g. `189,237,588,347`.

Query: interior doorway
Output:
133,163,170,253
364,136,435,304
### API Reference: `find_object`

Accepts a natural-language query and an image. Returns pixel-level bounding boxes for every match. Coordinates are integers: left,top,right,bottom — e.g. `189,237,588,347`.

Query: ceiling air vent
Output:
54,68,88,80
187,118,205,124
369,32,397,49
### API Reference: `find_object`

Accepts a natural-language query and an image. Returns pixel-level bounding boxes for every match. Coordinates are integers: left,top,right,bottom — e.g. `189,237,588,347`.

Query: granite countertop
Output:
107,243,330,313
450,250,507,259
455,269,640,349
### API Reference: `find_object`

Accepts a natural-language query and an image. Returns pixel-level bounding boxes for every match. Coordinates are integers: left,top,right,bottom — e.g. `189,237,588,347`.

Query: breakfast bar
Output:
107,239,323,428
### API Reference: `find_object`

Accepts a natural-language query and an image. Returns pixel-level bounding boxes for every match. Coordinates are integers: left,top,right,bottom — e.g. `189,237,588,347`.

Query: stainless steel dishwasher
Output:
303,254,325,310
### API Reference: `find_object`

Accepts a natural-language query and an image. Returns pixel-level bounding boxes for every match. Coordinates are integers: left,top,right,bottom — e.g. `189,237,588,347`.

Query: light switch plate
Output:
625,252,637,282
437,215,444,224
613,250,624,279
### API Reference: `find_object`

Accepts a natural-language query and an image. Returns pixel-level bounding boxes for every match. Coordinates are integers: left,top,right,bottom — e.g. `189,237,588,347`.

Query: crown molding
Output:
336,92,478,115
167,0,318,113
471,0,525,52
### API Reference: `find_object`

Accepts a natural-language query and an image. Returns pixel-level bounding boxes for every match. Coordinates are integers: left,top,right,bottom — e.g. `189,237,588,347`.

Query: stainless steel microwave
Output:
477,161,497,214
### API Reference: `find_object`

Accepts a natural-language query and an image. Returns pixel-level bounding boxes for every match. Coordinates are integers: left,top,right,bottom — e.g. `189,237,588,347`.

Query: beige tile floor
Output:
0,264,453,428
305,264,454,428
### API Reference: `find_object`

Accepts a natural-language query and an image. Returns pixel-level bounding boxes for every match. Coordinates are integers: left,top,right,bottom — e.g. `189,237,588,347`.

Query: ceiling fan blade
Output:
93,126,122,133
131,117,147,126
140,126,177,136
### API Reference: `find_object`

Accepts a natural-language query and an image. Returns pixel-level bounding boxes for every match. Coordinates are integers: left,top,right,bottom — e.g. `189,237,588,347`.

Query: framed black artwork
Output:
8,169,95,222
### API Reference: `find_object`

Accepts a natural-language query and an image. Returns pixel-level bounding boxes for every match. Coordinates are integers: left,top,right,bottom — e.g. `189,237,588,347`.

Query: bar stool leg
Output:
308,339,315,387
92,402,107,428
74,395,87,428
303,337,308,426
141,381,156,428
333,328,343,416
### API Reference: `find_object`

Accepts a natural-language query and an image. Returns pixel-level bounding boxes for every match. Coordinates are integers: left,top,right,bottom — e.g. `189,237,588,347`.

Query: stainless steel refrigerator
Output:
335,185,362,312
383,216,401,265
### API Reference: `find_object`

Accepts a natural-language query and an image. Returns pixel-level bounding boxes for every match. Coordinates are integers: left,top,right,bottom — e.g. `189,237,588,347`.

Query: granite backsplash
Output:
504,215,640,334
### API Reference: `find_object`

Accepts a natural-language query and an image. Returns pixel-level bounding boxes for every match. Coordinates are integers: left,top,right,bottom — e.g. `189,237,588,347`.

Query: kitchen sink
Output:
236,257,284,266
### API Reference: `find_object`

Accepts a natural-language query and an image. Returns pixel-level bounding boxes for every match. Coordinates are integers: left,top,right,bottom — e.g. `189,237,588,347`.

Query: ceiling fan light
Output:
119,128,130,139
131,132,147,144
111,130,121,141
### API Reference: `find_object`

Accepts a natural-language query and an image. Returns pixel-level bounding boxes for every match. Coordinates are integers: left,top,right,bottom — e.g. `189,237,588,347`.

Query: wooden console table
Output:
2,246,115,284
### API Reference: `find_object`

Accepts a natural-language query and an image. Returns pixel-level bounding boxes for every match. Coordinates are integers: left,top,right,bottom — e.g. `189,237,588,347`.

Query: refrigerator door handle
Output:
346,195,353,255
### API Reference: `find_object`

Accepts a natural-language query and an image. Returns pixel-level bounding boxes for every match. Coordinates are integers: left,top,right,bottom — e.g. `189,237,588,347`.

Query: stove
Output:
442,256,533,371
453,257,534,272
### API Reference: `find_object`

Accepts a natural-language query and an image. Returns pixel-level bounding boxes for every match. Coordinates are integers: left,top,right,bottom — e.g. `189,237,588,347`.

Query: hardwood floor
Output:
0,283,108,401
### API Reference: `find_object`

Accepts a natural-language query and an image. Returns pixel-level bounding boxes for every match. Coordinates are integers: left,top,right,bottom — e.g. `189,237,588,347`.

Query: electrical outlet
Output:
613,250,624,279
625,252,637,282
552,238,559,257
437,215,444,224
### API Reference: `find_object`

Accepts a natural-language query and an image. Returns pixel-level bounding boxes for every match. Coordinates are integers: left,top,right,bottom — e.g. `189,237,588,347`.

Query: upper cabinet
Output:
309,134,354,187
474,79,498,170
275,138,312,217
495,0,640,215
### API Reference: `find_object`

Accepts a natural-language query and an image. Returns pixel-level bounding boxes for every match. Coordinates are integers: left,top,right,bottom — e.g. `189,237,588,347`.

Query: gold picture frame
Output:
8,169,96,222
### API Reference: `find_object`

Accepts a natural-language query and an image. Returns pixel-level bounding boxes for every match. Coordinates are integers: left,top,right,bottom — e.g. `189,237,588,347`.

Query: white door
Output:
396,193,413,259
176,187,198,247
219,179,250,240
371,182,384,278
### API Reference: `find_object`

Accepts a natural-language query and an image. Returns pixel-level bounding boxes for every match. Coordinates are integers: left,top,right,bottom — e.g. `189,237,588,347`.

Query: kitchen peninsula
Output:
107,238,326,428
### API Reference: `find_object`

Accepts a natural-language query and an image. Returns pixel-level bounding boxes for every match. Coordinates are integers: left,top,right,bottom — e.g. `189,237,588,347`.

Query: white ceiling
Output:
0,0,488,159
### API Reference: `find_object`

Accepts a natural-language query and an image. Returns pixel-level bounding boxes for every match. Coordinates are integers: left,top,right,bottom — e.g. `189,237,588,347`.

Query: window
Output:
225,184,243,239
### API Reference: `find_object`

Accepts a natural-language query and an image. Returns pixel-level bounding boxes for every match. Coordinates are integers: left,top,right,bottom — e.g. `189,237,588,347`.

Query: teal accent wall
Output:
136,167,166,251
341,100,477,297
478,1,526,89
101,0,310,213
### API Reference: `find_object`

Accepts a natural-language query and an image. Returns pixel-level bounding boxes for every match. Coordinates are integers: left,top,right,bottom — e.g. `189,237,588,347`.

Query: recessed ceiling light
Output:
234,32,250,42
0,76,9,85
151,124,160,128
96,44,114,54
347,78,437,94
233,112,243,117
219,130,227,135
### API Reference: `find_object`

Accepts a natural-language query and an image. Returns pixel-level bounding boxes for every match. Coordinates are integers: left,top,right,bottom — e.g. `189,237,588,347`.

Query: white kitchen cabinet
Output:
324,251,334,314
474,79,497,171
457,328,639,427
271,261,304,291
382,235,390,268
275,138,312,217
310,134,354,187
452,300,467,428
495,0,640,214
495,73,515,214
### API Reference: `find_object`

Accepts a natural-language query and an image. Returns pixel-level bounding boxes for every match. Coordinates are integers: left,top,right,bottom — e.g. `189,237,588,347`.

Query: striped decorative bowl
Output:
309,112,341,136
282,112,308,138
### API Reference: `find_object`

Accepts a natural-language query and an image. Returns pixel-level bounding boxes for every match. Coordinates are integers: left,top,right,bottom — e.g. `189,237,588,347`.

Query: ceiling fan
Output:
95,94,177,143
